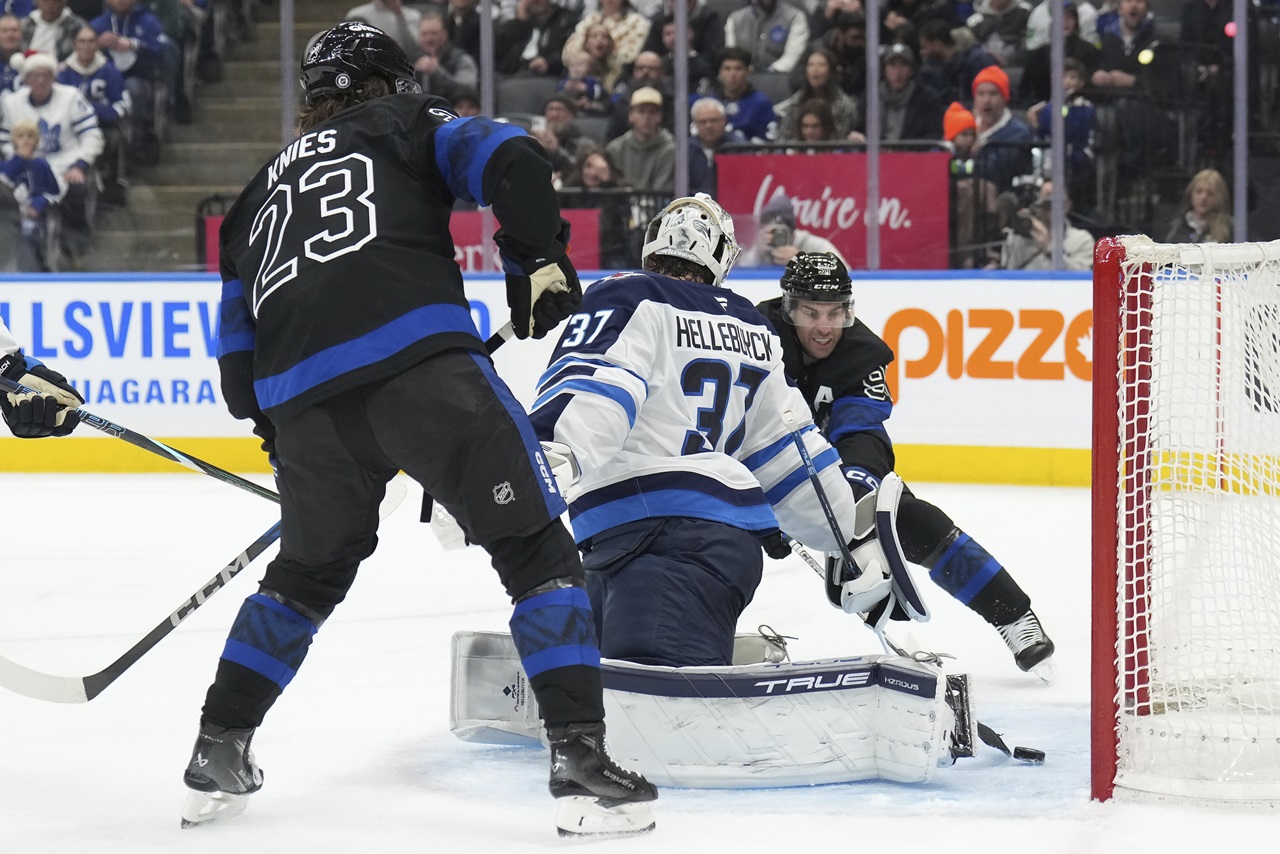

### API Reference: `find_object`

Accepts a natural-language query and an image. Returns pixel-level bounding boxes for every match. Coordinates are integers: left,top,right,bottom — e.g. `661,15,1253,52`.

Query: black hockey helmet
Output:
300,21,421,106
780,252,855,327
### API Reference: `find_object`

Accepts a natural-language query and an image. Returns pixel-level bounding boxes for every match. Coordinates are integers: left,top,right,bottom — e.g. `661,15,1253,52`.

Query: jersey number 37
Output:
682,359,768,456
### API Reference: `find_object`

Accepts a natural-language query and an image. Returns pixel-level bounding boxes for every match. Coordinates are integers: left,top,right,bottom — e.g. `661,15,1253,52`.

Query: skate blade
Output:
554,796,655,839
1030,658,1061,685
180,789,251,828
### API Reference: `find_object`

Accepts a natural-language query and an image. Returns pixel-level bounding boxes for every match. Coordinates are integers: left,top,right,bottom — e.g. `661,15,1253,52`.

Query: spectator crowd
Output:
0,0,253,271
1,0,1268,271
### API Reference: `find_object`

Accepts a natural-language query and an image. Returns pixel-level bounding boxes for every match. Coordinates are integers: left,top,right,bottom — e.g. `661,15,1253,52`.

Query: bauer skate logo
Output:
492,482,515,505
754,670,871,694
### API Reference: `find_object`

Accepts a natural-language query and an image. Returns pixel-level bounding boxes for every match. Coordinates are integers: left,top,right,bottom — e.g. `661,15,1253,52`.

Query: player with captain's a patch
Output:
758,252,1058,680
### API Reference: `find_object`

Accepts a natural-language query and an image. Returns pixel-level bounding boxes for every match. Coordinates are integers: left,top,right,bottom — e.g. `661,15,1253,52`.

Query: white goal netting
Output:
1104,236,1280,803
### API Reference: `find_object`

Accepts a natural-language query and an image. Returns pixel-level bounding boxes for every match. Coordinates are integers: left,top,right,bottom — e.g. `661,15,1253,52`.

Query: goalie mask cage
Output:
1092,235,1280,807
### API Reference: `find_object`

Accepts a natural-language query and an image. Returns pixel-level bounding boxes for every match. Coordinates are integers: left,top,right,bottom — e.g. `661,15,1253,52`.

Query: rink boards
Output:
0,271,1091,485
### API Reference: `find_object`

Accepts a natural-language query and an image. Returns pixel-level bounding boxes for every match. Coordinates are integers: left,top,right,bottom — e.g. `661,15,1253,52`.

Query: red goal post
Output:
1092,235,1280,806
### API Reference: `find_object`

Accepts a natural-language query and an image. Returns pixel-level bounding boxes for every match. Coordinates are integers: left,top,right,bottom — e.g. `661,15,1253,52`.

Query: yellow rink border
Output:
0,437,1094,486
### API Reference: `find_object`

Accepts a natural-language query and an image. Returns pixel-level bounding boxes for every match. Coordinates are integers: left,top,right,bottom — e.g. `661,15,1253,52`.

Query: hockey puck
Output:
1013,747,1045,764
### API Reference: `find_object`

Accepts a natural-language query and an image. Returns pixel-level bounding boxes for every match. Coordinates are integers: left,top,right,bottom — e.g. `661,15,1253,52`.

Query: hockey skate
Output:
180,723,264,828
997,609,1059,683
547,722,657,838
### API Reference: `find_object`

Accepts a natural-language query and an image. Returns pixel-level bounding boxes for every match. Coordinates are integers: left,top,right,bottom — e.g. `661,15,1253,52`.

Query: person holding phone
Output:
737,192,846,267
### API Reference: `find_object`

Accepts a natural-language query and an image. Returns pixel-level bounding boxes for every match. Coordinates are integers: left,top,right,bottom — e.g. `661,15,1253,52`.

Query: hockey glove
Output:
824,490,892,615
0,352,83,439
760,531,792,560
496,219,582,339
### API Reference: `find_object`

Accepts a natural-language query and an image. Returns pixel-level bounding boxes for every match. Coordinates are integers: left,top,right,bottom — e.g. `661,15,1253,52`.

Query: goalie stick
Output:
0,479,407,704
0,375,279,506
781,409,859,575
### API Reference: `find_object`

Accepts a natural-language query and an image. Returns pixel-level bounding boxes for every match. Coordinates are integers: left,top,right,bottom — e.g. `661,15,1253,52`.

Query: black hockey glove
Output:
760,530,792,560
496,219,582,340
0,352,83,439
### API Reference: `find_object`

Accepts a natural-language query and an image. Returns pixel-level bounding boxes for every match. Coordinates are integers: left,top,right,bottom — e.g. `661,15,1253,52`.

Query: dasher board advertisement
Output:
0,272,1090,484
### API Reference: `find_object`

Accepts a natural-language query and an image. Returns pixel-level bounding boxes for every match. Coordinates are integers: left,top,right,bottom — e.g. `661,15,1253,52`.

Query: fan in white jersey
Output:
0,317,84,438
529,193,893,667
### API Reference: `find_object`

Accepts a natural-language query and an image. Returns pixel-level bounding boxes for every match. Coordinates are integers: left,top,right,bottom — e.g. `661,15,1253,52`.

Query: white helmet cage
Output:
640,193,741,287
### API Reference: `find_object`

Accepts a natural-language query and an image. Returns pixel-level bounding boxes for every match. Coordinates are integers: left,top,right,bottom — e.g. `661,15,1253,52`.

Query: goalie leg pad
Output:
450,634,956,788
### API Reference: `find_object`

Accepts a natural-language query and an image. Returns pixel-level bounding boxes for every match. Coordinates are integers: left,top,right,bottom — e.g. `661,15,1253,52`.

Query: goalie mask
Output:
641,193,741,287
300,22,421,106
780,252,855,328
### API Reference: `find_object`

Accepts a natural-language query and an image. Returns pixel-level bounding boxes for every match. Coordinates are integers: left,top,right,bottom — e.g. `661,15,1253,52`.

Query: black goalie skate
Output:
548,722,657,838
180,723,264,828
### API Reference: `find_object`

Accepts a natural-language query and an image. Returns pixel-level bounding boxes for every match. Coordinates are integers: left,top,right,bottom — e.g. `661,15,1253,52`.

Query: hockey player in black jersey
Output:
182,22,654,837
757,252,1057,679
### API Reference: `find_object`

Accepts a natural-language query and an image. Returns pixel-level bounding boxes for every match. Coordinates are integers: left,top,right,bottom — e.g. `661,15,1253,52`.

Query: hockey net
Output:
1092,235,1280,805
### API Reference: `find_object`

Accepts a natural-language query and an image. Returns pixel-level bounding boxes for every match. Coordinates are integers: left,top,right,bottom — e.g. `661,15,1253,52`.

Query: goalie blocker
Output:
450,630,963,788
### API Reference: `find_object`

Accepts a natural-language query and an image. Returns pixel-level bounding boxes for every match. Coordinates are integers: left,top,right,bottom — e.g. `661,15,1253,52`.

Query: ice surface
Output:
1,474,1273,852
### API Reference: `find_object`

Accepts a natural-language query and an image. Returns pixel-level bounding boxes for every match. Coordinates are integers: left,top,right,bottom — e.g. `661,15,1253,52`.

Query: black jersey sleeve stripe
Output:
432,115,528,205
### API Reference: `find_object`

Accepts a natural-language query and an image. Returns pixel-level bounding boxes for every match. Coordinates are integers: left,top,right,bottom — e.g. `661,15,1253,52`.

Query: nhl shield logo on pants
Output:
492,482,515,504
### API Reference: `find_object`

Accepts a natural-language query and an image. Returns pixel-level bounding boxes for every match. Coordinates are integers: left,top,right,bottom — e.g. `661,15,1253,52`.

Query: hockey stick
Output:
486,321,515,353
0,479,408,704
784,535,897,656
0,375,279,506
781,409,860,573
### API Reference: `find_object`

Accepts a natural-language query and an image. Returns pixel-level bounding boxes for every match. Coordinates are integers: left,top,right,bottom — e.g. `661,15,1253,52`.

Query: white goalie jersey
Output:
528,271,856,551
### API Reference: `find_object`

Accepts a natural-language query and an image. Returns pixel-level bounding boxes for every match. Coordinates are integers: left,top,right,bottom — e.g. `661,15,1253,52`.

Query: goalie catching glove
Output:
825,487,894,614
0,351,83,439
496,218,582,340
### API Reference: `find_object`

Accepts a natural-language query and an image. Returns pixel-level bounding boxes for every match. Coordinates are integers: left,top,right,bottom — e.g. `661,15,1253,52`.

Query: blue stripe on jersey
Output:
433,116,527,205
538,355,649,396
828,396,893,443
763,445,842,505
468,351,568,518
741,426,813,471
528,390,572,442
567,471,777,542
509,586,600,678
929,533,1002,604
216,278,256,357
532,377,638,429
254,303,478,411
539,355,625,388
538,363,597,391
219,593,318,690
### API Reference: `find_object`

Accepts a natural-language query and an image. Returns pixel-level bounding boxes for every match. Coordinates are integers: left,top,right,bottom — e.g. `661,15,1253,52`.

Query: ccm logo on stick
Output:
882,308,1093,400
